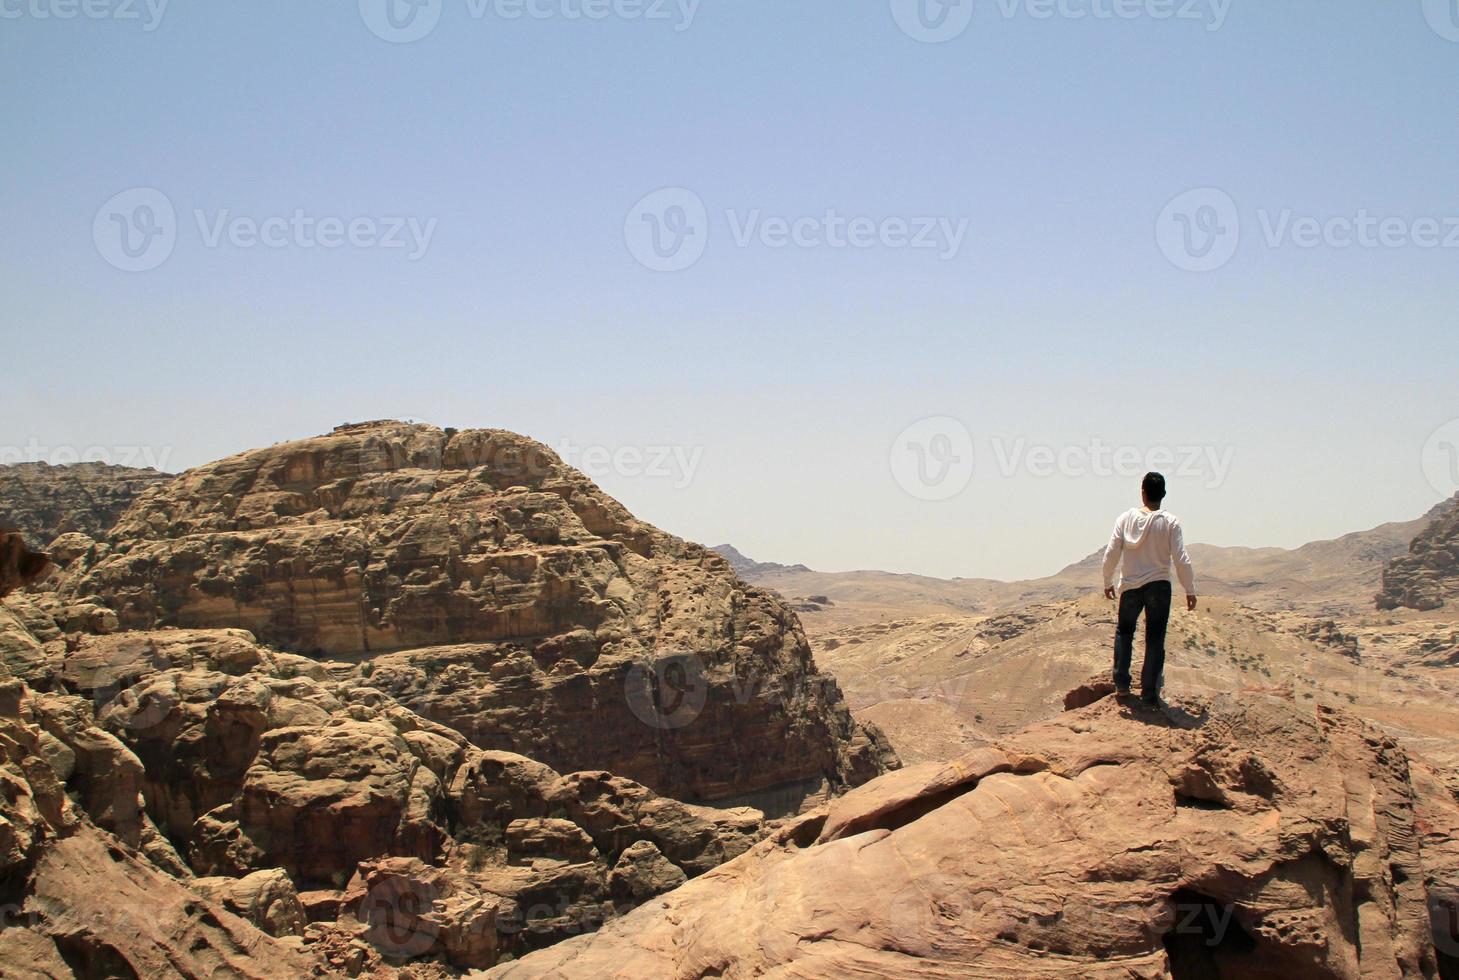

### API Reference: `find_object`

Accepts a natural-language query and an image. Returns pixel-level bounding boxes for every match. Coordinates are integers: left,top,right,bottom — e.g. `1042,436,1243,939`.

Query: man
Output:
1101,472,1197,705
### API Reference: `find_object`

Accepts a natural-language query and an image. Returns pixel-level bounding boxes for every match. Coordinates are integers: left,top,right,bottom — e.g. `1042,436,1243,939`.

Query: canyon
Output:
2,430,1458,977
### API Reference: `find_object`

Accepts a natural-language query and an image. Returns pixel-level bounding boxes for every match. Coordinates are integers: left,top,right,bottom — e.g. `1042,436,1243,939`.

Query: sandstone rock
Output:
63,422,895,812
27,691,148,846
448,750,764,881
0,597,53,684
343,856,499,969
46,531,97,569
817,744,1011,843
1379,493,1459,610
0,677,327,978
0,928,75,979
25,830,327,979
506,817,598,862
488,690,1459,978
235,720,424,886
0,462,172,548
194,868,309,937
608,839,688,903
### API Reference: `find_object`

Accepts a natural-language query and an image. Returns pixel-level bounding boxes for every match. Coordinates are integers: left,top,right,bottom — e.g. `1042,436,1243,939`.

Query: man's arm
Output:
1101,518,1123,599
1172,520,1197,609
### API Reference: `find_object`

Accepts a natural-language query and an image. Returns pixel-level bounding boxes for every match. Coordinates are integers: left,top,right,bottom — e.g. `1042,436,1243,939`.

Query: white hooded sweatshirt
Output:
1102,507,1196,595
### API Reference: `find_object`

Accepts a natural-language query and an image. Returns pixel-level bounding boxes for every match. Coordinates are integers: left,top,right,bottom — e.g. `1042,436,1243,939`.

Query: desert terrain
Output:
1,427,1457,977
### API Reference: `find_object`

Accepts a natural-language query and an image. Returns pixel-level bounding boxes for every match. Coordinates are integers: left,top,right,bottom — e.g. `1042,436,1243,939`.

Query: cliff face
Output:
1379,494,1459,611
62,421,895,812
0,461,172,548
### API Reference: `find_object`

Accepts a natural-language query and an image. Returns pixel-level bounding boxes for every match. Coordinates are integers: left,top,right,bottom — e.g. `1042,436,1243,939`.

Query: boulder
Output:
488,691,1459,979
193,868,308,937
608,840,688,903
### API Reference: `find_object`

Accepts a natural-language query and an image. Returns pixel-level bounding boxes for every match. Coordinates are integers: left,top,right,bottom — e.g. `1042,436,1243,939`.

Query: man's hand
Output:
1103,587,1117,601
1186,594,1198,611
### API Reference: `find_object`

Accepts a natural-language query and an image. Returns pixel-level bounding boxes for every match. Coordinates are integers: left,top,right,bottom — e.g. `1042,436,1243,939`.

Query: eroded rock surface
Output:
1380,494,1459,611
0,676,330,978
489,688,1459,979
61,422,894,810
0,461,172,548
0,611,772,972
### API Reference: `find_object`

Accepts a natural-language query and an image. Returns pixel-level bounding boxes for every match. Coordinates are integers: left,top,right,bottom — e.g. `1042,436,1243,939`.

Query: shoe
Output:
1140,692,1161,707
1115,685,1131,697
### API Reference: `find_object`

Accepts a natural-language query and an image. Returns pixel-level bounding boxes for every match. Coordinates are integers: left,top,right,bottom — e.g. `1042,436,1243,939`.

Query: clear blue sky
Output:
4,1,1457,579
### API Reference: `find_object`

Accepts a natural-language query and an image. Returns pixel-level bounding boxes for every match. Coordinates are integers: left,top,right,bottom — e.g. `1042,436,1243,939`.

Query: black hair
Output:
1142,472,1166,505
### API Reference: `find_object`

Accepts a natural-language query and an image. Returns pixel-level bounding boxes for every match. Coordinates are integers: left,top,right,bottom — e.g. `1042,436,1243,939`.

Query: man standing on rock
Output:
1101,472,1197,706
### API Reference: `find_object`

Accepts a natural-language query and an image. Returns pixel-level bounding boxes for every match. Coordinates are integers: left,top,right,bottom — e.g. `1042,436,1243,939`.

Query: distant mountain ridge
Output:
710,544,811,578
718,501,1442,618
0,461,172,548
1379,493,1459,611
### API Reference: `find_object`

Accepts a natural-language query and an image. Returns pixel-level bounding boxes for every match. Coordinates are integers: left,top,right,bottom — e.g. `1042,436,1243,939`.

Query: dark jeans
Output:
1113,580,1172,696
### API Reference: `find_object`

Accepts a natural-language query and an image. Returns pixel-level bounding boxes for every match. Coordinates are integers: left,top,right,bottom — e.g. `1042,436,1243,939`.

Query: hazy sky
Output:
4,1,1457,580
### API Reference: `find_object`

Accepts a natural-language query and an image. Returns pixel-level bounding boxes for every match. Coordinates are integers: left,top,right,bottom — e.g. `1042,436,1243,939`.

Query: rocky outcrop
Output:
0,677,331,978
0,462,172,548
488,688,1459,979
193,868,309,937
62,422,895,811
1379,494,1459,611
0,609,773,971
